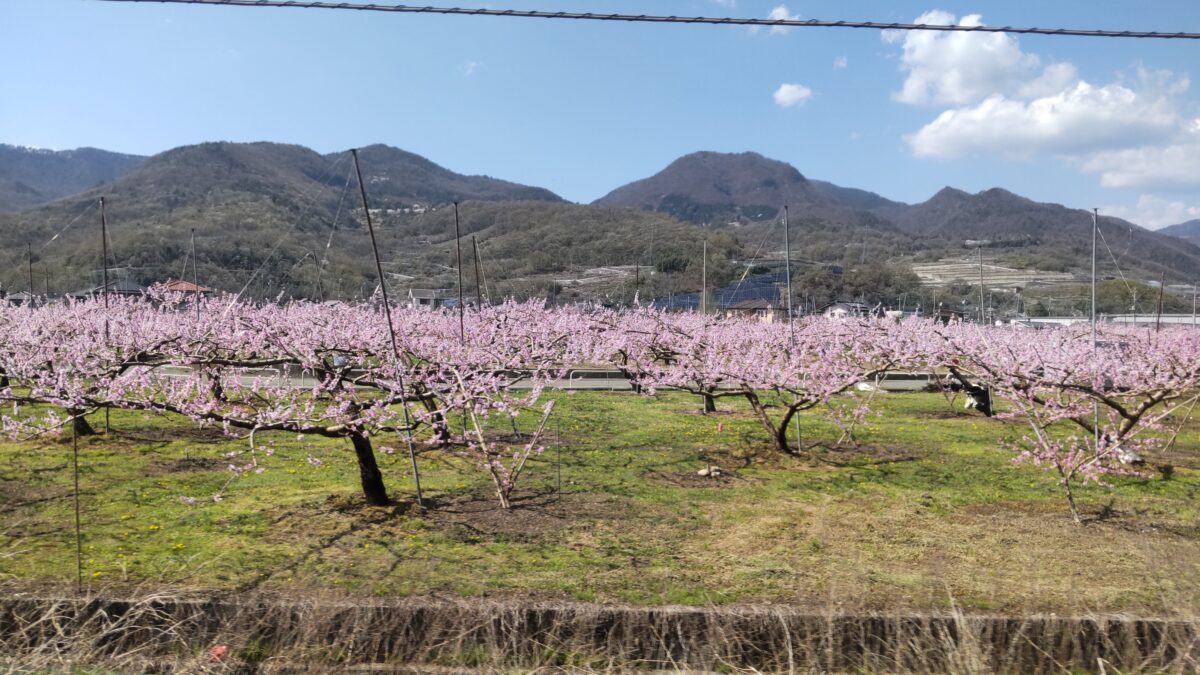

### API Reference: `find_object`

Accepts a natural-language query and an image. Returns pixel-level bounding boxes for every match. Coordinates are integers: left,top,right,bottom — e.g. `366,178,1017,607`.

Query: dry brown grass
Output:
1,587,1197,673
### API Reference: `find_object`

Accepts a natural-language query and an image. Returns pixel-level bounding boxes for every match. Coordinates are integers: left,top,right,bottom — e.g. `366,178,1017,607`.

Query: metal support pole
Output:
191,228,200,322
1091,208,1098,450
352,149,424,506
453,202,465,342
783,206,801,452
472,235,484,307
1155,272,1166,333
27,242,34,303
701,240,707,314
100,198,110,433
977,248,986,324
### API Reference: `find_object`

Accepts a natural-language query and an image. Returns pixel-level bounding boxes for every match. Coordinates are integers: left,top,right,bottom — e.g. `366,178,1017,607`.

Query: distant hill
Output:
349,144,561,206
595,150,1200,280
0,144,145,212
6,140,1200,303
876,187,1200,279
593,151,848,224
0,142,720,302
1159,219,1200,245
810,179,903,211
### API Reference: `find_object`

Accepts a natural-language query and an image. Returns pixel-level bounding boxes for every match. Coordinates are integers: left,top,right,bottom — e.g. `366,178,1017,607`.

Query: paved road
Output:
150,365,936,392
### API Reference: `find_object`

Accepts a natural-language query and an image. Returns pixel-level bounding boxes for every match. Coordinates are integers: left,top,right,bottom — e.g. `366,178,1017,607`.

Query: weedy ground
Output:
1,390,1198,614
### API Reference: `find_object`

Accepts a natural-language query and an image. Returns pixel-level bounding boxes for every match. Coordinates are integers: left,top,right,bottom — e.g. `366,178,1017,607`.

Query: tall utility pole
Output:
701,240,707,314
471,235,484,307
351,148,423,507
26,243,34,303
977,248,986,323
453,202,465,342
1192,283,1196,327
191,228,200,322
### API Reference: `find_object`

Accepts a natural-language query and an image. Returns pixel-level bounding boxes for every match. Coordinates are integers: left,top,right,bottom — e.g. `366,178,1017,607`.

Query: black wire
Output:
96,0,1200,40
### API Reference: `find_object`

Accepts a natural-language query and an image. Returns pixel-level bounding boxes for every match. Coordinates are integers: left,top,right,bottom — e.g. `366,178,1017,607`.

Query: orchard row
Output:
2,291,1196,520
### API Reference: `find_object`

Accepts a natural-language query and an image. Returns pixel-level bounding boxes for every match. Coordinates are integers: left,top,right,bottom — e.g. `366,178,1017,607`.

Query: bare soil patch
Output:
426,489,626,542
811,443,925,466
146,457,226,475
117,426,231,444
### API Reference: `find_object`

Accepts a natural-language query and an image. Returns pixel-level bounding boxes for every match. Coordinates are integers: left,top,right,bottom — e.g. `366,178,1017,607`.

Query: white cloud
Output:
773,83,813,108
1081,121,1200,189
710,0,736,7
1101,195,1200,230
460,60,482,76
767,5,799,35
888,10,1048,106
1016,62,1079,99
885,11,1198,193
906,81,1181,159
833,56,848,70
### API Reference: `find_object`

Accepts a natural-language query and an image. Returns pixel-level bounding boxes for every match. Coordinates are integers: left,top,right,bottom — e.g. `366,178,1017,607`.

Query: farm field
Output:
3,390,1198,615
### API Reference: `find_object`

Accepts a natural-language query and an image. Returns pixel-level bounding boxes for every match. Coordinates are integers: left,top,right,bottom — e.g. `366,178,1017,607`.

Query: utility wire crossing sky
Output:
97,0,1200,40
5,1,1200,229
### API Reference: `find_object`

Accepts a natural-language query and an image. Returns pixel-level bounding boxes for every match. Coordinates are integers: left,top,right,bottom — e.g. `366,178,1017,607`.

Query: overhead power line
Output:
97,0,1200,40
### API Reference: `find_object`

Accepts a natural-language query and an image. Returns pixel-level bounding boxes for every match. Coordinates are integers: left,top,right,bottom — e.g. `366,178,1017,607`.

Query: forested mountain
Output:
1159,219,1200,245
4,141,1198,303
0,142,712,301
599,151,1200,281
876,187,1200,278
0,144,145,213
593,151,850,224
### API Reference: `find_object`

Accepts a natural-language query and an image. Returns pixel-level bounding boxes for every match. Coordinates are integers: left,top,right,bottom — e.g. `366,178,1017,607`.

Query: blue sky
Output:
2,0,1198,228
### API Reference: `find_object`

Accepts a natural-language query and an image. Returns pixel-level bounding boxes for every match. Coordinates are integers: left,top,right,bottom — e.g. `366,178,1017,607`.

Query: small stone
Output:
697,468,711,477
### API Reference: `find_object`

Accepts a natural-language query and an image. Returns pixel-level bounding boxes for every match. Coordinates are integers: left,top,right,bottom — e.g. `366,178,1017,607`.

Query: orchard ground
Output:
1,390,1198,615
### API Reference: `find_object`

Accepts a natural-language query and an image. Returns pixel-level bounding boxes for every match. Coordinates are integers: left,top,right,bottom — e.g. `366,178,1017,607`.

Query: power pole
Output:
1192,283,1196,327
701,240,707,314
26,243,34,303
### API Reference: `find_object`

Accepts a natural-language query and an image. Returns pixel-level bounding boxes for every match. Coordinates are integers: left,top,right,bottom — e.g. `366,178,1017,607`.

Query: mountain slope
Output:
0,144,145,212
0,142,725,303
1159,219,1200,245
879,187,1200,278
0,142,567,298
593,151,844,224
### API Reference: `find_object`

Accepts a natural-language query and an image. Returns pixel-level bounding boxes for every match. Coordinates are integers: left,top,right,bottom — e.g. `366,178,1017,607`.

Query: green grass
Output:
1,390,1198,614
